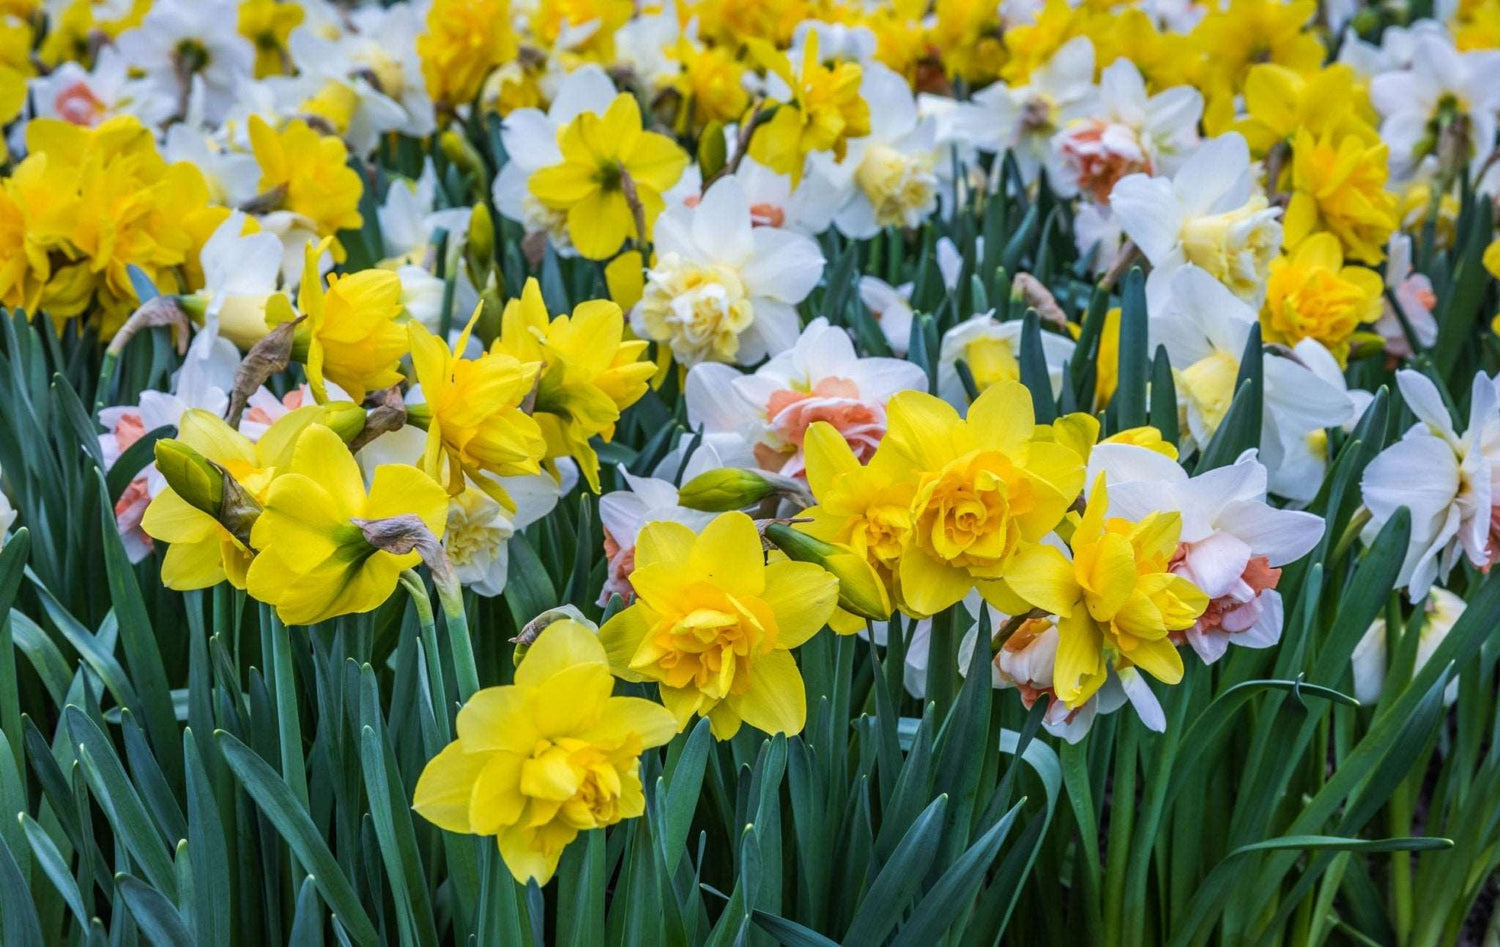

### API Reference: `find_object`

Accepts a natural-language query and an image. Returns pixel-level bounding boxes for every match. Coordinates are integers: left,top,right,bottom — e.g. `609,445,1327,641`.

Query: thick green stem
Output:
434,573,480,701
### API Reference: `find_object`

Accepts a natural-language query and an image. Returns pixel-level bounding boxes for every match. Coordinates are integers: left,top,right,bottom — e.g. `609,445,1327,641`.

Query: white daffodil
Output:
491,65,619,254
191,212,287,349
1111,132,1283,309
113,0,255,125
728,156,840,236
816,64,948,237
1266,337,1374,496
856,276,915,355
790,19,878,65
1048,58,1202,202
935,314,1075,408
598,470,716,605
633,176,824,367
1352,586,1465,706
1360,369,1500,600
1088,444,1324,663
953,35,1099,185
1150,265,1356,500
682,317,927,478
29,46,133,126
1374,232,1438,358
269,26,417,154
1368,30,1500,182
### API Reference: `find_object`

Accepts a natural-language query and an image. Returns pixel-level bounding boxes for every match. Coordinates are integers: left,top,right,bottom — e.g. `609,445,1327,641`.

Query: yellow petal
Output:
760,560,837,649
734,650,806,736
1002,543,1078,617
515,619,609,687
412,742,491,833
687,512,765,596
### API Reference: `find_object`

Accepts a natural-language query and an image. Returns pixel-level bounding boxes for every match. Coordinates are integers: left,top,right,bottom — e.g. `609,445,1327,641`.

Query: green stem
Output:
265,609,309,809
402,570,454,741
94,350,120,412
1104,721,1140,947
435,573,480,701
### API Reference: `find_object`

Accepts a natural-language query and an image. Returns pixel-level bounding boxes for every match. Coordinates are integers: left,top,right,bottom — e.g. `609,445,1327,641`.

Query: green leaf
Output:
117,873,193,947
891,800,1021,946
749,910,840,947
1113,267,1149,430
215,730,379,946
0,831,44,947
19,812,88,929
842,794,948,945
95,473,181,785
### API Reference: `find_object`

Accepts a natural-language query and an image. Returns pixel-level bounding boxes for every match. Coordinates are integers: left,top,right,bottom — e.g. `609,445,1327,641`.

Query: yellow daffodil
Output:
246,424,448,626
799,420,914,624
1190,0,1324,133
285,239,407,403
1284,127,1398,265
598,512,838,739
413,619,675,885
248,116,365,241
527,94,689,260
417,0,517,110
407,308,546,507
15,117,224,333
666,39,752,133
748,32,870,186
928,0,1006,84
530,0,632,63
492,278,655,492
1236,64,1379,157
1003,476,1208,707
880,382,1086,618
1000,0,1084,84
237,0,304,78
1261,233,1383,363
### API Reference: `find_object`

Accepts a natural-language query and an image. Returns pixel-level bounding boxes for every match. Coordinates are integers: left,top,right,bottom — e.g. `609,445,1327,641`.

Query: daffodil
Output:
1004,476,1209,707
413,619,676,884
416,0,517,110
1235,63,1379,157
749,31,871,186
492,278,655,491
246,423,449,625
236,0,303,78
1189,0,1324,131
285,239,408,403
526,93,689,260
407,308,546,506
1283,127,1398,266
1260,233,1383,363
878,382,1086,617
598,512,838,738
248,116,365,242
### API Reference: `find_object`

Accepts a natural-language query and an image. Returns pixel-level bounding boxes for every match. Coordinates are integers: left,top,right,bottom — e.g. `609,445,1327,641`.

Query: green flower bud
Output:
764,524,892,621
154,439,223,515
677,467,815,511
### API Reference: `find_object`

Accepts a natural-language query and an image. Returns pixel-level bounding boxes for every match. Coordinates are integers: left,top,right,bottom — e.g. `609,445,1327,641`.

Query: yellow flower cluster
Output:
0,117,225,334
798,382,1209,709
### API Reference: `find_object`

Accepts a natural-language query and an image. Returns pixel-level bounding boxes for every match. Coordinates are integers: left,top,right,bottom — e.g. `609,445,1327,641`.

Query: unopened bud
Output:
440,130,487,197
764,524,892,621
154,439,223,514
677,467,811,511
466,202,495,279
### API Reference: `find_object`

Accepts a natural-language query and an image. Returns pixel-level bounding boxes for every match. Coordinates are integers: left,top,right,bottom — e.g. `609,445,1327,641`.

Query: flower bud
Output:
764,524,892,621
466,201,495,279
677,467,810,511
154,439,223,515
